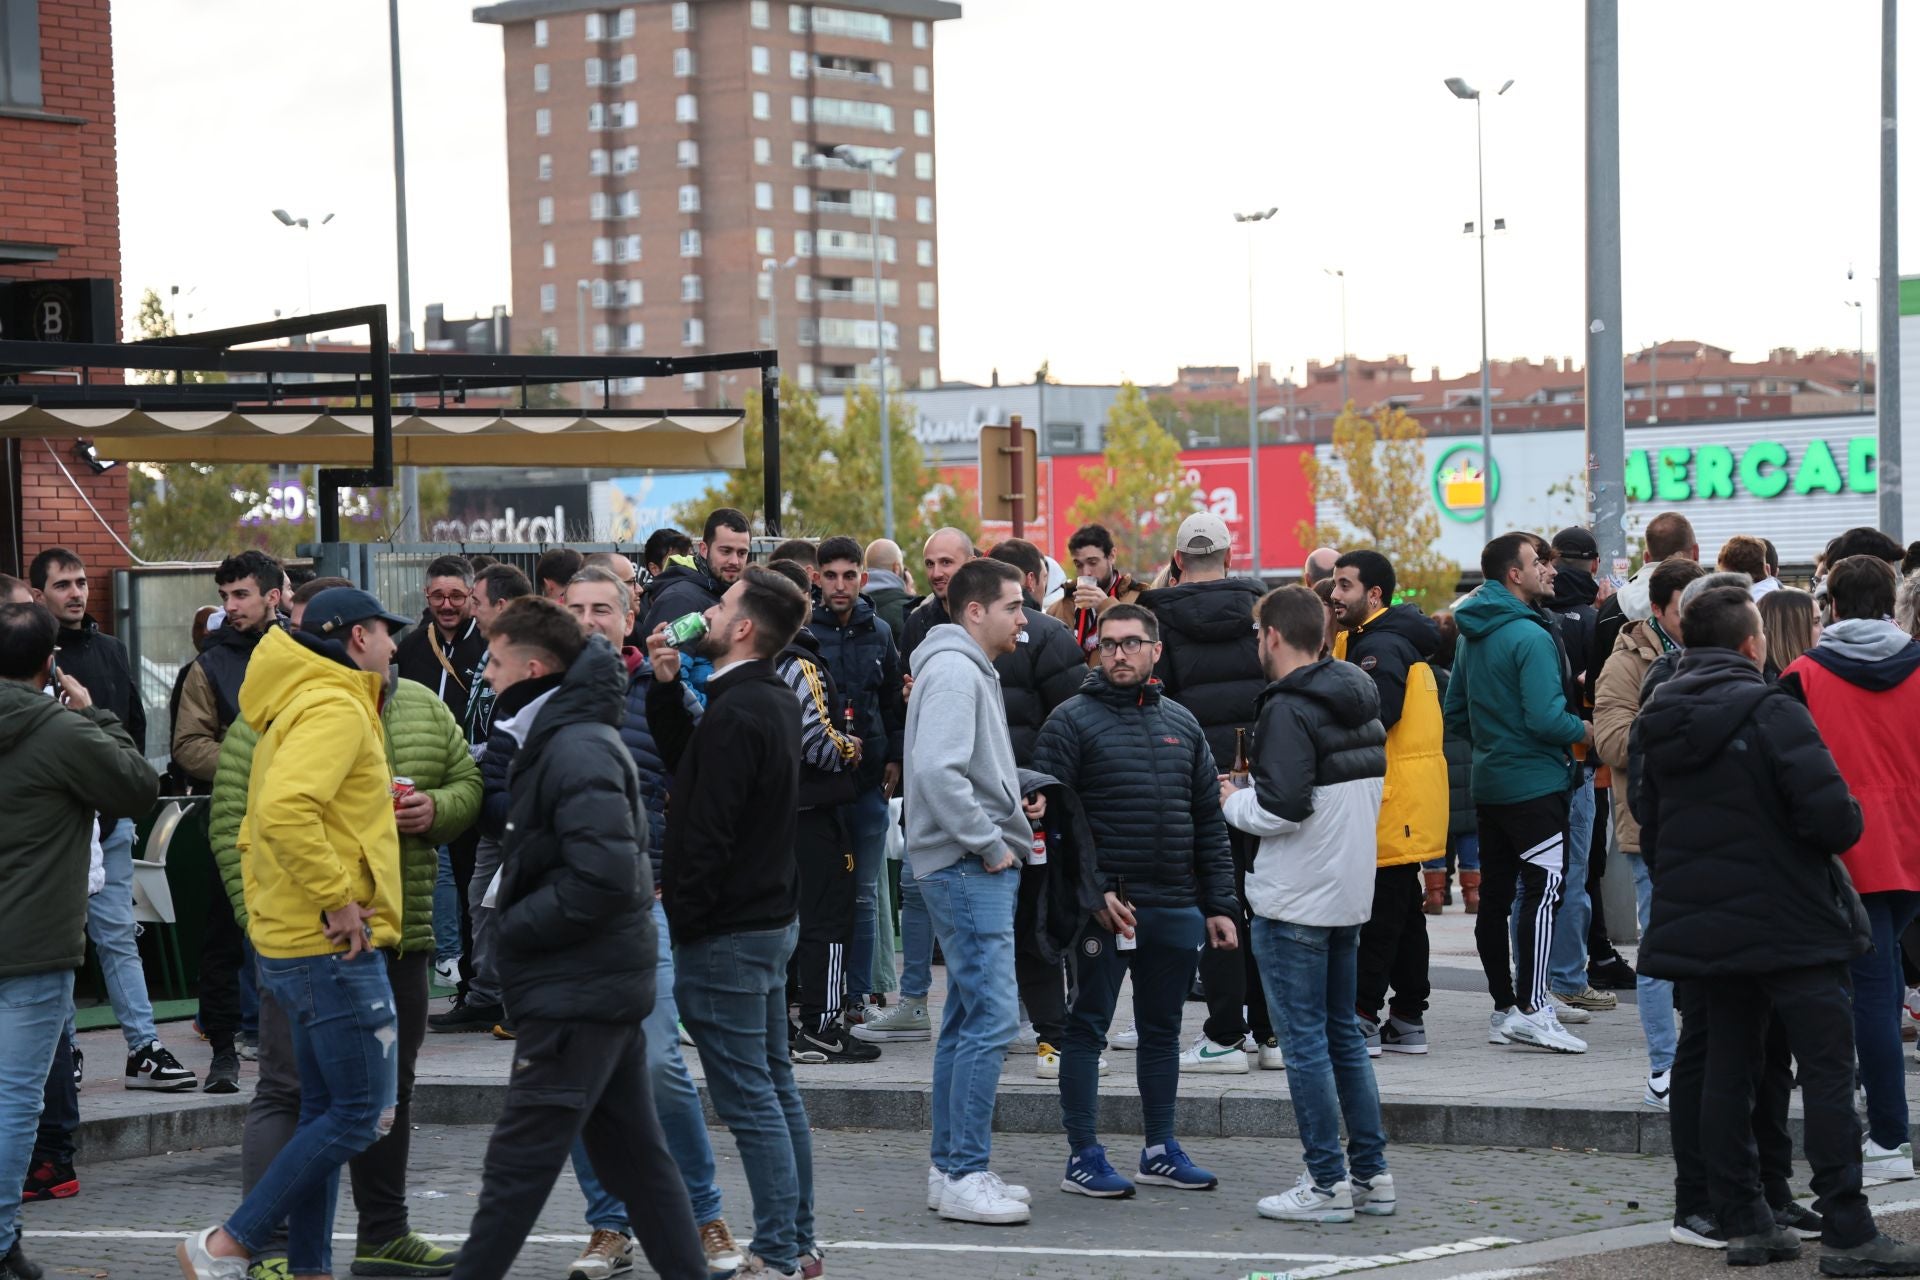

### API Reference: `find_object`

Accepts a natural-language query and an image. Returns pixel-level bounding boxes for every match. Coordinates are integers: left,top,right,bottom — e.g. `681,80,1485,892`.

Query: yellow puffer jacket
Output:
237,627,404,958
1337,607,1449,867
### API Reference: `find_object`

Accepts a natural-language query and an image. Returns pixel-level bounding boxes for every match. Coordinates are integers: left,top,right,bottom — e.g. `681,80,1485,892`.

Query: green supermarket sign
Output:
1624,435,1877,502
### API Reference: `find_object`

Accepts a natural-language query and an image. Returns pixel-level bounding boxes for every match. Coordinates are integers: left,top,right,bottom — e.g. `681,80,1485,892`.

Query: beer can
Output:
664,611,709,646
391,776,416,807
1028,830,1048,867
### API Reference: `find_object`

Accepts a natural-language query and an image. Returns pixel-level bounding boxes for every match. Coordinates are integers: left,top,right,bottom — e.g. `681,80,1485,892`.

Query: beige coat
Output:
1590,618,1664,855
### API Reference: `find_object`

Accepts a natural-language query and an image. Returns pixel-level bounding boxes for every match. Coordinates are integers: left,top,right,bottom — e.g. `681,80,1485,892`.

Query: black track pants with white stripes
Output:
794,805,856,1035
1472,793,1571,1014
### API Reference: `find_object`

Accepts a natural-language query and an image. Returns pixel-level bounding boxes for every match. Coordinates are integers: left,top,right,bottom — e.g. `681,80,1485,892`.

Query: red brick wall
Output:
0,0,127,628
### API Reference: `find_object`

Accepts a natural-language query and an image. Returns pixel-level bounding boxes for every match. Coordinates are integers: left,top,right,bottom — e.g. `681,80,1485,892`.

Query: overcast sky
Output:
117,0,1920,389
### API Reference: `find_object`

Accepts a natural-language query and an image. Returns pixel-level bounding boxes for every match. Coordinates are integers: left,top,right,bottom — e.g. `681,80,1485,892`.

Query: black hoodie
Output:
1341,603,1439,730
1138,576,1266,767
640,557,725,636
1545,564,1601,715
55,615,144,751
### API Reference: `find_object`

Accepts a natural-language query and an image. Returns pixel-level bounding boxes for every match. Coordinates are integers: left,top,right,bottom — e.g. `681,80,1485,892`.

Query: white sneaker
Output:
1503,1006,1587,1054
1349,1171,1396,1217
1178,1035,1249,1074
1011,1020,1039,1051
1864,1138,1916,1180
938,1170,1032,1224
1547,993,1593,1024
1109,1020,1139,1050
1240,1031,1258,1053
1256,1171,1354,1223
567,1228,635,1279
174,1227,248,1279
738,1253,802,1278
1644,1069,1672,1111
1034,1044,1106,1079
1256,1036,1286,1070
1488,1008,1514,1044
928,1166,1030,1211
432,955,461,986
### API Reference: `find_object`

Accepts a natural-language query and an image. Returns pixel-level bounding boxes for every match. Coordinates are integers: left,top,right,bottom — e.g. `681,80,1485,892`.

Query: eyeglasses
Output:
427,591,471,607
1096,636,1150,656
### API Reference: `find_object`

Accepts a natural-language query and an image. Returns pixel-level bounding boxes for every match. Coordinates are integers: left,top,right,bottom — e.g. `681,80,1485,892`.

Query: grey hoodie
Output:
1820,616,1915,664
903,623,1029,879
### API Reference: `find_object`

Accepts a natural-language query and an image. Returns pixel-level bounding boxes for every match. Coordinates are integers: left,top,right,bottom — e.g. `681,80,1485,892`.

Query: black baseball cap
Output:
1550,527,1599,560
298,587,410,637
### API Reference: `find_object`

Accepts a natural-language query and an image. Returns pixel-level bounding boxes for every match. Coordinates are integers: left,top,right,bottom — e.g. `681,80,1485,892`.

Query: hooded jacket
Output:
1338,604,1447,867
1545,563,1601,713
236,628,405,958
1587,556,1662,696
809,595,906,793
899,593,1084,766
903,623,1031,880
863,568,913,639
495,636,659,1023
394,612,487,726
640,555,725,635
1138,576,1267,768
53,615,145,755
1781,618,1920,895
174,621,278,784
1631,647,1867,979
0,682,159,979
1030,669,1236,916
1591,618,1674,855
1223,658,1387,927
209,674,481,954
1442,580,1587,806
1015,765,1106,966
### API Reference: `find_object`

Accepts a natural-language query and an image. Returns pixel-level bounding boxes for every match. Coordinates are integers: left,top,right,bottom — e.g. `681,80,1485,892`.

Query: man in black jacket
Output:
452,598,704,1280
1032,604,1238,1199
1139,513,1272,1072
641,507,753,635
647,565,818,1280
1631,587,1920,1275
394,555,487,726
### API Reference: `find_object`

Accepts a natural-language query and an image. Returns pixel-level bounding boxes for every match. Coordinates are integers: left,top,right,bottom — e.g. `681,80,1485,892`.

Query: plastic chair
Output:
131,800,194,999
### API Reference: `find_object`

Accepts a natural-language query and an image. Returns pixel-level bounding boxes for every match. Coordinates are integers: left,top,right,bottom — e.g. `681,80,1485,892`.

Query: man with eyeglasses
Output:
1032,604,1238,1198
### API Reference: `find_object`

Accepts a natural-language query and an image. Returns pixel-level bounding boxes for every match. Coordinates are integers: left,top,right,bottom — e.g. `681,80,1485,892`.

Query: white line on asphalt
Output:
1237,1237,1523,1279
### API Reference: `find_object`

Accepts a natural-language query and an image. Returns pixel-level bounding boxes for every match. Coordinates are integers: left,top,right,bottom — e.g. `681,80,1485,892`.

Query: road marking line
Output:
1239,1237,1523,1279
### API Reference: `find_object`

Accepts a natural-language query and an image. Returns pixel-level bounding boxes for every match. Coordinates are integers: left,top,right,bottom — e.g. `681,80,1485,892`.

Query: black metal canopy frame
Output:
0,305,782,542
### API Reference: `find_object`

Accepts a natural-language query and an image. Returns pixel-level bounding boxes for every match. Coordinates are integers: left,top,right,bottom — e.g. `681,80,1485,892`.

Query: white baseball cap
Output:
1175,512,1232,556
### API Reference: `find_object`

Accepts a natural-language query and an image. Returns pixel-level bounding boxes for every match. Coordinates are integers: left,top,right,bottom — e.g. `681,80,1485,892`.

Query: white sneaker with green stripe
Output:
1177,1035,1249,1075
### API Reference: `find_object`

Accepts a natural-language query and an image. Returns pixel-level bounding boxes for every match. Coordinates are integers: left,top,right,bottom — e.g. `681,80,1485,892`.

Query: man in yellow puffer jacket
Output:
1331,552,1448,1057
180,588,412,1280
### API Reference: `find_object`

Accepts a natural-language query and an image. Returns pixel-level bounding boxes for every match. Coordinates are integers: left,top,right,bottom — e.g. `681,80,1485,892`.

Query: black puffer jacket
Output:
1031,670,1237,917
1630,647,1868,979
1433,665,1475,839
811,596,905,792
901,594,1084,766
1139,577,1266,768
477,672,564,840
640,558,724,635
494,636,658,1024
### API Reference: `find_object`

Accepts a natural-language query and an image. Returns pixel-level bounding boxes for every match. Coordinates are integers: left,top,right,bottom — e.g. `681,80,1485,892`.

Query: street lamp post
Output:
832,144,906,541
387,0,421,540
1323,267,1349,408
1446,75,1514,532
1846,300,1867,412
762,254,799,357
1233,207,1277,578
270,209,335,320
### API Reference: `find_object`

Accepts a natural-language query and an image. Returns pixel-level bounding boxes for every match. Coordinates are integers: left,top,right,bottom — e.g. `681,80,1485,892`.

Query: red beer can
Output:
391,776,416,808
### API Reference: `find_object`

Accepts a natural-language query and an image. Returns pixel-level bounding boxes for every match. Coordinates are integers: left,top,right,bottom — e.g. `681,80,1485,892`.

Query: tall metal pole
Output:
867,161,894,541
1474,96,1496,533
1879,0,1903,538
1246,226,1261,576
1339,273,1350,408
388,0,420,541
1585,0,1625,580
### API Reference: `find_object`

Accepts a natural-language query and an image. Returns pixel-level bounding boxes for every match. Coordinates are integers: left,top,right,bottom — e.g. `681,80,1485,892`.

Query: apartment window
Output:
614,145,639,173
619,101,638,128
756,227,775,255
793,185,811,213
537,153,553,181
592,237,611,264
919,325,936,353
915,151,933,181
537,196,554,225
913,21,928,47
585,12,603,39
617,53,636,83
589,148,609,175
591,278,609,307
748,91,769,120
533,62,550,92
618,190,639,216
789,4,807,33
535,107,551,136
795,230,814,257
683,318,705,347
914,108,931,136
757,271,773,301
672,2,692,31
752,46,770,75
754,182,773,210
618,376,646,394
796,274,813,301
617,6,636,36
622,233,641,261
589,191,609,220
791,96,809,124
539,283,556,312
797,318,818,346
913,65,929,93
810,7,892,42
753,137,771,165
918,281,935,308
680,229,702,257
812,97,892,131
677,139,700,167
673,48,694,77
678,184,701,213
759,315,776,345
790,50,808,78
594,323,611,353
751,0,770,27
683,372,706,391
674,275,700,303
625,322,645,350
542,242,557,269
675,94,697,123
916,196,933,223
533,18,549,48
588,102,605,130
917,239,933,267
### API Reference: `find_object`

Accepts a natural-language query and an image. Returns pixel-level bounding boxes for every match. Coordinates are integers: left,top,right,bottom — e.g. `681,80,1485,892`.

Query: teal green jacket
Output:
1442,579,1586,806
210,675,482,954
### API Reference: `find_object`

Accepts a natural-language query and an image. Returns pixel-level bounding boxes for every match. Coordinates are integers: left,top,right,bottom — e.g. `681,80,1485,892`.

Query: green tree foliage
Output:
1297,403,1459,606
1148,394,1250,450
1066,383,1200,574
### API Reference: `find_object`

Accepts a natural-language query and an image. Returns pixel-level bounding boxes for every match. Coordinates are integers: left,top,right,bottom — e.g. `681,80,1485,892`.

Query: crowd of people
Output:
3,506,1920,1278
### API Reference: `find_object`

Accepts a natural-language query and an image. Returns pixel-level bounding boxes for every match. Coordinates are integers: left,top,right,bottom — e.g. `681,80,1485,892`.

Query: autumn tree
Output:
1066,382,1200,574
1296,403,1459,606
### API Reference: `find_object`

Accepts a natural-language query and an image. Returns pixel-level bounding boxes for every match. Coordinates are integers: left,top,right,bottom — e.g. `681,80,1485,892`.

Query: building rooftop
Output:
475,0,961,24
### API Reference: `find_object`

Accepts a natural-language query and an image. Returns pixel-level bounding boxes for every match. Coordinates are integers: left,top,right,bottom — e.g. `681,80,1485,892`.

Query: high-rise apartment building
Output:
474,0,960,404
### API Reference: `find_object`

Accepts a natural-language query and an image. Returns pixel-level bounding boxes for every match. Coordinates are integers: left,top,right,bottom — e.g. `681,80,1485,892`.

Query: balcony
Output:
816,287,859,302
815,198,856,216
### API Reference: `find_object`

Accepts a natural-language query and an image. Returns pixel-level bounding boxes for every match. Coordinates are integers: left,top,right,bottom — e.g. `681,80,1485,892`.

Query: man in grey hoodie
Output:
904,557,1043,1227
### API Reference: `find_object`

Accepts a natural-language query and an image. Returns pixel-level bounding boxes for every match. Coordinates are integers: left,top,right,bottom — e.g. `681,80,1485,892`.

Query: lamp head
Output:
272,208,295,226
1444,76,1478,100
1497,78,1515,95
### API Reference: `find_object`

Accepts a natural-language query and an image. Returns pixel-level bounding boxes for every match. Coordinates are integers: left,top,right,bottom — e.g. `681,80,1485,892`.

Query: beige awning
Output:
0,405,745,470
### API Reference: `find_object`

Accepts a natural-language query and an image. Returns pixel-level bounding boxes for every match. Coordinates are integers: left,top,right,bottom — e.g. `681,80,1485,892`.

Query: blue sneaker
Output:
1136,1140,1218,1190
1061,1144,1136,1198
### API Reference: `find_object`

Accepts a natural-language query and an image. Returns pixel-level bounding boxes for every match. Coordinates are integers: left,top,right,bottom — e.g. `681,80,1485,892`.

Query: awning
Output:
0,405,745,470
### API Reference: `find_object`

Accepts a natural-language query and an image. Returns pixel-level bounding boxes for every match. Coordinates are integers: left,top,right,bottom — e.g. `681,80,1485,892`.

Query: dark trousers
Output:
1014,865,1069,1045
1586,787,1616,963
792,806,855,1035
1696,965,1874,1246
1201,829,1272,1046
1472,793,1569,1013
452,1017,705,1280
198,859,247,1052
1669,979,1793,1221
242,950,430,1252
448,829,480,996
1355,864,1431,1022
33,1030,77,1166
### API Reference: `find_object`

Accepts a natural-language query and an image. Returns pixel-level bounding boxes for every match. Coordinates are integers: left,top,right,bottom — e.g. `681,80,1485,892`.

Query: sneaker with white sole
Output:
1240,1032,1258,1053
175,1227,249,1279
125,1040,196,1091
1137,1140,1217,1190
1061,1145,1135,1198
1546,993,1593,1024
938,1170,1031,1224
1556,984,1617,1012
1488,1008,1514,1044
737,1254,801,1278
1256,1035,1285,1070
1670,1212,1727,1249
1864,1137,1916,1180
432,955,461,986
1503,1006,1587,1054
928,1166,1029,1211
1034,1043,1107,1080
1109,1021,1139,1050
1178,1036,1249,1074
1644,1069,1672,1111
1350,1172,1396,1216
698,1219,743,1275
1358,1016,1382,1058
565,1228,633,1280
1380,1015,1427,1055
852,1000,930,1043
1256,1171,1353,1223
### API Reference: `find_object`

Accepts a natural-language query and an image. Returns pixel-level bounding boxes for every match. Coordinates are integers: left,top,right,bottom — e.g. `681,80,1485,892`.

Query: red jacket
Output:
1784,637,1920,895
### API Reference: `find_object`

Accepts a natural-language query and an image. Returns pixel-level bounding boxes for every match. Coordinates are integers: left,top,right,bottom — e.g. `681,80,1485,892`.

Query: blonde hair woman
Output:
1757,587,1821,680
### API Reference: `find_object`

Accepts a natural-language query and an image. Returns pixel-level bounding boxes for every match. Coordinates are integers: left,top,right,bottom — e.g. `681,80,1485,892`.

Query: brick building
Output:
0,0,127,623
473,0,958,405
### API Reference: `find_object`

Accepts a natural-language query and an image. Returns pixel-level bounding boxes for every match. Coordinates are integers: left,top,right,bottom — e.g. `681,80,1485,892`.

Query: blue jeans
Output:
1625,851,1676,1074
1250,917,1388,1192
433,846,462,963
225,951,399,1275
1854,890,1920,1149
89,817,157,1050
0,971,73,1256
574,901,724,1231
898,864,933,1001
845,787,890,1000
675,924,812,1271
1549,774,1595,995
1062,907,1201,1151
917,856,1020,1177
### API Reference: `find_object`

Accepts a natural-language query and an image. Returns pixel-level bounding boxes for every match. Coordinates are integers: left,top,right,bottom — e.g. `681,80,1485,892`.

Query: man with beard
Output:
1048,524,1145,665
395,556,487,727
642,507,754,634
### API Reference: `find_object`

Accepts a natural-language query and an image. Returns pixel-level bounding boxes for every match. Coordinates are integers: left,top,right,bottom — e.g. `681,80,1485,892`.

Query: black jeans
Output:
447,829,481,996
1201,828,1272,1046
452,1017,705,1280
242,950,430,1251
1473,793,1569,1013
1586,786,1617,963
1696,965,1874,1246
1355,864,1430,1022
198,857,247,1052
1669,980,1793,1222
1014,864,1068,1045
33,1030,77,1166
793,806,855,1035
